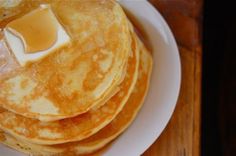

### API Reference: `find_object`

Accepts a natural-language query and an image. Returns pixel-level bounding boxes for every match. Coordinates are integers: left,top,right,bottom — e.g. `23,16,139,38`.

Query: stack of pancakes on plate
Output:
0,0,152,155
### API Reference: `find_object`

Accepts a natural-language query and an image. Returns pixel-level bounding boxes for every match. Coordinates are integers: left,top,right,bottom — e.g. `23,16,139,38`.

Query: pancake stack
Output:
0,1,153,155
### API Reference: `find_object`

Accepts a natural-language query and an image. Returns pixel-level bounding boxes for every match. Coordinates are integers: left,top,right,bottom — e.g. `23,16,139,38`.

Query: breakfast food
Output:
0,0,153,155
0,0,131,122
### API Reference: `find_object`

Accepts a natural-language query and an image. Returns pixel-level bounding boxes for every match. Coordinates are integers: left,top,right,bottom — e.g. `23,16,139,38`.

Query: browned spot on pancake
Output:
20,79,28,89
0,107,5,113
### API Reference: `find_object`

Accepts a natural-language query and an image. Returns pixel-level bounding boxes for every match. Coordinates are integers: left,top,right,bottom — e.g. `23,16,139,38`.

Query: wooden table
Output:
143,0,202,156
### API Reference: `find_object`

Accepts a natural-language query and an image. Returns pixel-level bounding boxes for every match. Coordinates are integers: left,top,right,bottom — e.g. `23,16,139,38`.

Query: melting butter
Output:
3,5,71,66
7,7,58,53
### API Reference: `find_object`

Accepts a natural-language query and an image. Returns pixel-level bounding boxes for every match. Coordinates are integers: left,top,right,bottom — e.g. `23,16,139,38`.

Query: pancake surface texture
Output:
0,36,153,155
0,0,131,121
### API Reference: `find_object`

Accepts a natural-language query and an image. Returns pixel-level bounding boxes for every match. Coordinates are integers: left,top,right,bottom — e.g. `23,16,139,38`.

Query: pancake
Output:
0,36,153,155
0,0,131,121
0,28,139,145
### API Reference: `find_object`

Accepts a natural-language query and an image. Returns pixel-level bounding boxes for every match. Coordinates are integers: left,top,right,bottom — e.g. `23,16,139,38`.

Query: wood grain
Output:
143,0,202,156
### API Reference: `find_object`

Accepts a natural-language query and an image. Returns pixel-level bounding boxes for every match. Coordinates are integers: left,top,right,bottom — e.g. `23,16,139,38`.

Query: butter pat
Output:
4,5,70,66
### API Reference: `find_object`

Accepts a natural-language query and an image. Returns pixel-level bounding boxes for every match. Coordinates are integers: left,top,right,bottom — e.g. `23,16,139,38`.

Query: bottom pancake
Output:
0,38,153,155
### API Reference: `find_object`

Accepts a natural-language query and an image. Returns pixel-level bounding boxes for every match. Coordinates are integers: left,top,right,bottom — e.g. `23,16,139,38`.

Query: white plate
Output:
0,1,181,156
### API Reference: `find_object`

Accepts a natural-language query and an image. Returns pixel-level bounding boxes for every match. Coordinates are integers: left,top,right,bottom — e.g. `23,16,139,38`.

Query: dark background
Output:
202,1,236,156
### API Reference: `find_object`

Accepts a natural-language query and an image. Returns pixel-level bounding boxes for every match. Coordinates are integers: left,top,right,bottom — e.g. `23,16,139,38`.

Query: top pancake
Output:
0,23,139,145
0,0,131,121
